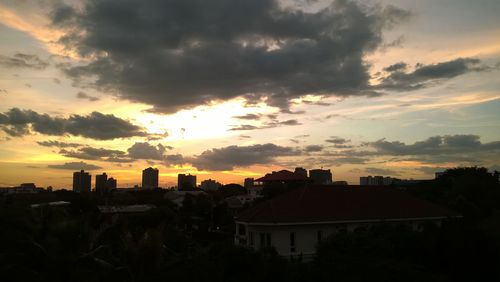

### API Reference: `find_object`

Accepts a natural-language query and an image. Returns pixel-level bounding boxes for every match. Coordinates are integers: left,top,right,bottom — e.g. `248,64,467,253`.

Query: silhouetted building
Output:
309,169,332,185
200,179,221,191
244,178,254,189
107,177,117,190
256,170,309,197
360,175,398,186
294,167,308,178
142,167,159,189
73,170,91,193
178,174,196,190
95,173,108,193
435,172,445,179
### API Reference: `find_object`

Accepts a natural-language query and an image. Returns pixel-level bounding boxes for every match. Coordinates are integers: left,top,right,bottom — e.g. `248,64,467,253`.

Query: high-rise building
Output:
178,174,196,190
294,167,308,178
73,170,91,193
95,173,108,193
309,169,333,185
142,167,159,189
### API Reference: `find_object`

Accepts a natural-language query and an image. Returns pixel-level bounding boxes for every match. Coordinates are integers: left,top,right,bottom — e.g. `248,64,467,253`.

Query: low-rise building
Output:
200,179,221,191
235,185,460,259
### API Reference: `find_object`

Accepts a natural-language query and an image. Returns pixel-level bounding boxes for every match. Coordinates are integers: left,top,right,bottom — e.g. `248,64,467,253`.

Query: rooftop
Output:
255,170,309,182
236,185,459,224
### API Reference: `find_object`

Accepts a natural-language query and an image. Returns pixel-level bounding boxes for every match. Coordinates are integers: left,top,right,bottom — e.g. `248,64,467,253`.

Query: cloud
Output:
0,108,146,140
190,143,296,170
229,118,301,131
54,142,172,163
164,154,185,166
233,114,262,120
0,53,49,69
367,134,500,155
304,145,323,152
325,136,350,144
52,0,410,113
147,131,169,141
378,58,490,90
364,167,400,176
48,161,102,170
127,142,166,160
76,91,100,101
60,147,126,160
37,140,82,148
383,62,407,72
325,136,352,148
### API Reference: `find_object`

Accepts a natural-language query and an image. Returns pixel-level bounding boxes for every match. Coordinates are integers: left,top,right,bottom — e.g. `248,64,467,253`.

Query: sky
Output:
0,0,500,188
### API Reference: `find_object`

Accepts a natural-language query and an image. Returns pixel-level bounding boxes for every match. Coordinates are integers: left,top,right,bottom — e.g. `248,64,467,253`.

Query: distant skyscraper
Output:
309,169,333,185
142,167,159,189
73,170,91,193
294,167,308,178
95,173,108,193
178,174,196,190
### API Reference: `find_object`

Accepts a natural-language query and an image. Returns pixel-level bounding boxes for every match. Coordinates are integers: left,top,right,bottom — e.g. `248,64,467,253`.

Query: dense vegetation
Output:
1,167,499,281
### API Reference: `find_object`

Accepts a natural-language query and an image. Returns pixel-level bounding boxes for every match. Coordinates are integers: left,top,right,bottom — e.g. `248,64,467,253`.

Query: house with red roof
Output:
234,185,460,259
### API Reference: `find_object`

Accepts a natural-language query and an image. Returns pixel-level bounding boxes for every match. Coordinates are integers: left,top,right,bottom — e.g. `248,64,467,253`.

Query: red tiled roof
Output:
255,170,309,182
236,185,459,224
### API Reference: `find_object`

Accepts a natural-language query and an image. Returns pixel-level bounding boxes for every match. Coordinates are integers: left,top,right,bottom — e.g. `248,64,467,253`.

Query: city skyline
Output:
1,0,500,188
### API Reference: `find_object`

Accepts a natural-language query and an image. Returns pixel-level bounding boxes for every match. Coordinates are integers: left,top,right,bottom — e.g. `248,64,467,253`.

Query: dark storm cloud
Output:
0,108,146,140
37,140,82,148
48,161,102,170
0,53,49,70
378,58,490,90
189,143,296,170
76,91,100,101
52,0,410,113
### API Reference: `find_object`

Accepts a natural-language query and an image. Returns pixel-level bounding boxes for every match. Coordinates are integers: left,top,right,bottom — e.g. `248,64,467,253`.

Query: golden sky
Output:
1,0,500,188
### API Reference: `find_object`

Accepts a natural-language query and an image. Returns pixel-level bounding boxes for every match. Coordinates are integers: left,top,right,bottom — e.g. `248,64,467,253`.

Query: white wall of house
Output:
235,219,443,258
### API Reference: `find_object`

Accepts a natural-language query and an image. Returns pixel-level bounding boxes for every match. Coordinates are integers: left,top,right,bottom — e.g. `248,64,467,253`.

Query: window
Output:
290,232,296,253
238,224,246,235
258,232,272,248
317,230,323,243
266,233,272,247
259,232,266,249
249,231,254,246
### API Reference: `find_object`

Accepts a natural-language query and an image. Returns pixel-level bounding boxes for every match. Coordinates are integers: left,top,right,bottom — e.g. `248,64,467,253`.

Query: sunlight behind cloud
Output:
135,99,273,141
